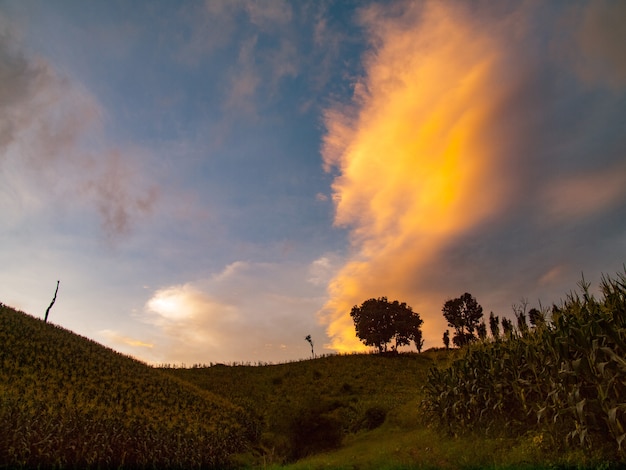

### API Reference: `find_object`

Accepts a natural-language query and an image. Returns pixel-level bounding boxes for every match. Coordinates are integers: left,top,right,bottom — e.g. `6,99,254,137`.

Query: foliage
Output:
0,304,254,469
350,297,423,353
489,311,500,340
362,405,387,430
286,399,344,460
166,352,435,466
441,292,484,347
423,271,626,462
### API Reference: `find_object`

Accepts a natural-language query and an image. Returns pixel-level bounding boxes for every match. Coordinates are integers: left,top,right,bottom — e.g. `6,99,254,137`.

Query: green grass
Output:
0,303,253,468
3,271,625,469
167,349,610,470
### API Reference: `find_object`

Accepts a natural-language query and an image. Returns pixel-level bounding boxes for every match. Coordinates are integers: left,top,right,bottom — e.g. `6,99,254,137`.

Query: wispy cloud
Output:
319,0,626,352
100,329,154,349
0,23,157,239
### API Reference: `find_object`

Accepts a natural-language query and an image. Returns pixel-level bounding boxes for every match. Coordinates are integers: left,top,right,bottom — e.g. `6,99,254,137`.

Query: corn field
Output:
0,304,255,469
423,271,626,459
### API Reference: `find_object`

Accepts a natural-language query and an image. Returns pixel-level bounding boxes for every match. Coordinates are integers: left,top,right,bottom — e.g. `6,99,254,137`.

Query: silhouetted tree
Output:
501,317,514,337
489,311,500,340
44,280,60,323
415,336,424,353
305,335,315,359
442,293,483,347
443,330,450,350
350,297,423,353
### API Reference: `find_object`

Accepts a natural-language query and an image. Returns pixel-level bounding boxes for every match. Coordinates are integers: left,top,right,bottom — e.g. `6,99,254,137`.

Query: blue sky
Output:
1,0,625,364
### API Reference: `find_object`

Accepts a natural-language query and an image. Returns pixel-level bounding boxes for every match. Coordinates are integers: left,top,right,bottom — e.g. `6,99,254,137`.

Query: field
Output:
0,303,253,468
1,271,625,469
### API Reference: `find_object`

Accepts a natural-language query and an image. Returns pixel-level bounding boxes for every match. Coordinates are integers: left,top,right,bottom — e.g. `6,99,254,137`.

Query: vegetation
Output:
305,334,315,359
2,271,626,469
441,292,483,347
424,272,626,463
350,297,423,353
165,352,437,465
0,303,254,469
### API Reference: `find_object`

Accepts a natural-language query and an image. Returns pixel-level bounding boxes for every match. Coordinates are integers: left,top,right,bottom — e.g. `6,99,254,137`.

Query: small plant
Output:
305,334,315,359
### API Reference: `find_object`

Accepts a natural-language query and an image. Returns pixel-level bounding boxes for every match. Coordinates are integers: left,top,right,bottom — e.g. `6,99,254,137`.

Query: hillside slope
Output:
164,350,453,465
0,303,254,469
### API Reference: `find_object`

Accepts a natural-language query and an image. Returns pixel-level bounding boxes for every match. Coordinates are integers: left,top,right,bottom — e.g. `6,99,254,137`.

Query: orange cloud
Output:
319,1,522,352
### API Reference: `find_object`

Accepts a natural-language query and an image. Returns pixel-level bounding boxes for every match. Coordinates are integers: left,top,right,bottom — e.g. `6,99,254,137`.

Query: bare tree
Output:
44,280,60,323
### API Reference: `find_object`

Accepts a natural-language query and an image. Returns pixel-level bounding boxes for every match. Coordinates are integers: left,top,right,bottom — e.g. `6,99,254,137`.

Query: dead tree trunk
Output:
44,280,59,323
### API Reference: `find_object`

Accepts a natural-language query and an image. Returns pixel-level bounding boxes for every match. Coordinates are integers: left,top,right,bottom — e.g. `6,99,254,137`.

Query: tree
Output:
441,292,483,347
489,311,500,340
350,297,423,353
44,280,60,323
501,317,514,337
443,330,450,350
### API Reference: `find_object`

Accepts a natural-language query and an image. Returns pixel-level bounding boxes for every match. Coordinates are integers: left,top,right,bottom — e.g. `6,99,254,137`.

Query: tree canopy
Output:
441,292,483,347
350,297,423,353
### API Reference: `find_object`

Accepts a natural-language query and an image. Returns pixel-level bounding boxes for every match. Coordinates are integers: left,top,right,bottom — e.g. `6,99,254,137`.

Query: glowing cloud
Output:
138,260,332,364
319,1,535,352
100,330,154,349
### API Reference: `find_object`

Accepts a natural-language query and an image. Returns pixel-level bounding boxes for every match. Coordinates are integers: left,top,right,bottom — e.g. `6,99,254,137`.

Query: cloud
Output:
541,162,626,222
135,260,332,364
307,255,339,287
100,329,154,349
244,0,292,30
574,0,626,89
319,1,626,352
0,22,157,238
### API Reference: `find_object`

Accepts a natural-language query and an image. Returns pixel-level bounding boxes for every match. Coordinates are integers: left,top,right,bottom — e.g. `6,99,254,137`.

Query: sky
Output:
1,0,625,365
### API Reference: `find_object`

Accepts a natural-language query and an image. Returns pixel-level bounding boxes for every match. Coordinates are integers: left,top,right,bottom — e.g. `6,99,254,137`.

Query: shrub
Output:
362,405,387,430
287,401,344,460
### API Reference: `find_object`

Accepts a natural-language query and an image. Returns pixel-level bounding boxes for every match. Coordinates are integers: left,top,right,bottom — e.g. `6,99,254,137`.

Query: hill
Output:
0,303,255,469
164,351,452,465
3,270,625,470
164,350,566,469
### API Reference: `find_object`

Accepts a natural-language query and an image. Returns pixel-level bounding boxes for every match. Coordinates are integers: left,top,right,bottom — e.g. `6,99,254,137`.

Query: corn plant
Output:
423,271,626,460
0,304,254,468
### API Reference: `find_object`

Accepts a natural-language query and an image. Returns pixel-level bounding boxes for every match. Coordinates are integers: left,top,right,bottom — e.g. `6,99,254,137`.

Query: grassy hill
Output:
0,303,254,469
164,351,452,464
2,270,625,470
163,272,626,470
164,351,601,470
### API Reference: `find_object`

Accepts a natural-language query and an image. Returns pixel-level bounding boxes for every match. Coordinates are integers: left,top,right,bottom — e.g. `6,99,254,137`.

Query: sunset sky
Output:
1,0,625,365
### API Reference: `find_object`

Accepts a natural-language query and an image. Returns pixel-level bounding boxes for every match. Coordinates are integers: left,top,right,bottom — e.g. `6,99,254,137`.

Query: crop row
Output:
0,304,255,468
423,271,626,459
